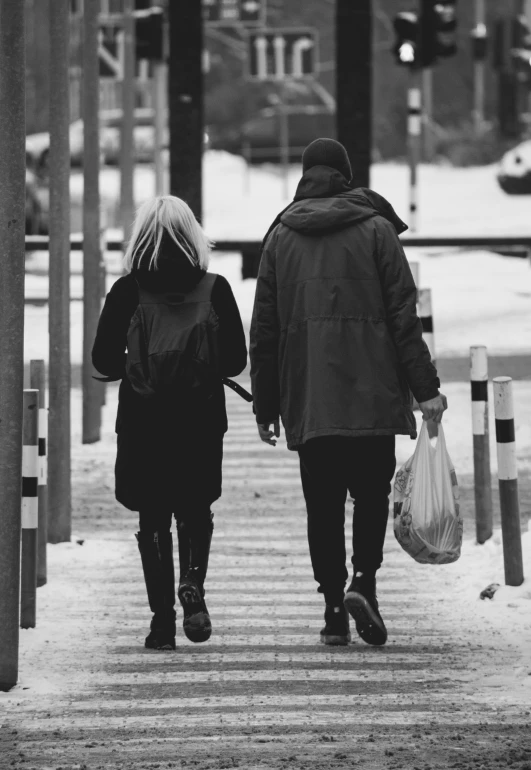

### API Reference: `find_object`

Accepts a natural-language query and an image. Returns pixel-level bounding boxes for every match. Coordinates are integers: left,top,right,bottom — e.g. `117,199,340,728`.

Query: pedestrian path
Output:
1,383,530,770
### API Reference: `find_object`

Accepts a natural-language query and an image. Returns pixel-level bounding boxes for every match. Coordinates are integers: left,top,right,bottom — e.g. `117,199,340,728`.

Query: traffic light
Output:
393,12,419,67
470,22,488,62
135,6,164,61
420,0,458,67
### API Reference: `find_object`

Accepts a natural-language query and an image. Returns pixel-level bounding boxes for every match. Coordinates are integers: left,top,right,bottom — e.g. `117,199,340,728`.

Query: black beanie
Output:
302,138,352,181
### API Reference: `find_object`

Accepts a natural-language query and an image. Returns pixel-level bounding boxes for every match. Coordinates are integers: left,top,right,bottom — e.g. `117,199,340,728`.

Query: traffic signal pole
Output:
473,0,486,132
336,0,372,188
120,0,135,244
0,0,26,692
408,73,422,232
168,1,203,219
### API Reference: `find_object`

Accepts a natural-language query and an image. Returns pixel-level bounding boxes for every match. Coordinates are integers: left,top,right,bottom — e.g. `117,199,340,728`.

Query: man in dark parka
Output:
250,138,447,647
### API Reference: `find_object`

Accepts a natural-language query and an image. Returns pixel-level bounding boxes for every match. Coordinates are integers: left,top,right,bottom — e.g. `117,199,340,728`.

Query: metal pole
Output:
408,75,422,232
20,390,39,630
473,0,486,132
82,0,102,445
493,377,524,586
418,287,435,363
120,0,136,245
336,0,372,188
48,0,72,543
409,260,420,302
422,68,434,161
279,104,290,201
153,62,166,196
0,0,26,693
30,361,48,586
470,346,493,544
169,0,203,219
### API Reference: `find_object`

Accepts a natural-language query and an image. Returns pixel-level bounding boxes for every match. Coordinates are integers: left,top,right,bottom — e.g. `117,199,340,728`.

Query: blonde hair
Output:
123,195,212,273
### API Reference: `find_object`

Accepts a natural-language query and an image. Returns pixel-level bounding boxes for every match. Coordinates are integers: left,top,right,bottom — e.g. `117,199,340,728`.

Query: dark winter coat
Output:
250,165,440,450
92,235,248,511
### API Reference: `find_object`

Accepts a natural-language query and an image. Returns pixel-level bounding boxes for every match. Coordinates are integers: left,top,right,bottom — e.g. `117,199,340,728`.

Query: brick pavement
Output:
1,382,530,770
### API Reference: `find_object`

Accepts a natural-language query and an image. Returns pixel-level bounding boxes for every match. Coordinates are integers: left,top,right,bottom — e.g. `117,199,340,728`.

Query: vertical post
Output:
153,62,167,197
20,390,39,630
408,76,422,232
422,67,434,161
48,0,72,544
279,104,290,201
120,0,136,245
83,0,102,445
169,1,203,219
242,138,251,197
418,287,435,362
336,0,372,188
470,346,493,544
409,260,420,301
493,377,524,586
473,0,486,132
0,0,26,692
30,361,48,586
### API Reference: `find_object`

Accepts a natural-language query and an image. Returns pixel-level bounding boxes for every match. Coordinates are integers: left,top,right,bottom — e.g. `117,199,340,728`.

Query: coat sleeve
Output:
249,236,280,424
374,218,440,403
91,276,138,380
211,274,248,378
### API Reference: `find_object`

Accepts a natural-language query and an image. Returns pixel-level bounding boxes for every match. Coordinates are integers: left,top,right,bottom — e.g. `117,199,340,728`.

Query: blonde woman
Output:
92,196,247,650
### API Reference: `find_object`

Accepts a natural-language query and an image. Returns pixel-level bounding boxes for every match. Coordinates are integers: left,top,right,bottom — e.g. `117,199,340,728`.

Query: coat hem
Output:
286,426,417,451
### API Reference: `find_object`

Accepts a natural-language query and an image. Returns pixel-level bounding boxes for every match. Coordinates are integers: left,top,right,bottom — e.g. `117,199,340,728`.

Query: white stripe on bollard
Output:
21,445,39,529
493,376,523,586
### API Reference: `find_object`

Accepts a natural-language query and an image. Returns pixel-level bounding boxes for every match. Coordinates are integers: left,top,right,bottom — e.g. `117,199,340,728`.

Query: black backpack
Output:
125,272,221,398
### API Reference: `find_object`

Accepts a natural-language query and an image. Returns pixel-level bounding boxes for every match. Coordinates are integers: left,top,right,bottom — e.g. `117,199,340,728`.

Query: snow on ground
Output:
69,151,531,239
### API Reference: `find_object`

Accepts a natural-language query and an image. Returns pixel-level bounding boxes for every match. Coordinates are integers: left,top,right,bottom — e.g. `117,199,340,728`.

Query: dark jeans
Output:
297,435,396,605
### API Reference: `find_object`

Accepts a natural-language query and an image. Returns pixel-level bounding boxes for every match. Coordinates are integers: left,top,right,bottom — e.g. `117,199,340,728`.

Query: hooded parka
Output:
250,166,440,450
92,234,248,511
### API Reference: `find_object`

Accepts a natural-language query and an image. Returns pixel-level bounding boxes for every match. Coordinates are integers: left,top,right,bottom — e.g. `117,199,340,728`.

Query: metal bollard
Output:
20,390,39,629
493,377,524,587
409,260,420,303
418,287,436,363
30,361,48,587
470,346,493,544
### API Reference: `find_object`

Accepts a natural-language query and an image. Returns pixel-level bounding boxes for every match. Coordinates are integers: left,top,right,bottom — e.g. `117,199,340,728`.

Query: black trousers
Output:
138,505,213,534
297,435,396,605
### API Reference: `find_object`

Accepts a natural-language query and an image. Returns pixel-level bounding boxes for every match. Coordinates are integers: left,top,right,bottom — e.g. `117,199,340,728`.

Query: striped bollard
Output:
408,83,421,233
493,377,524,587
470,346,493,544
418,287,436,363
21,390,39,629
410,260,420,303
30,360,48,587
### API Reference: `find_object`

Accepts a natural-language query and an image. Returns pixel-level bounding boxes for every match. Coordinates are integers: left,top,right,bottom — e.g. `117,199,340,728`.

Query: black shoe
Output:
178,570,212,643
320,604,351,646
145,611,177,651
344,572,387,646
136,531,176,651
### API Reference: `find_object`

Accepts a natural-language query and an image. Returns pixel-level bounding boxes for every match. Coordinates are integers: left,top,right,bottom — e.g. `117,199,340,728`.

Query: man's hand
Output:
418,393,448,424
258,420,280,446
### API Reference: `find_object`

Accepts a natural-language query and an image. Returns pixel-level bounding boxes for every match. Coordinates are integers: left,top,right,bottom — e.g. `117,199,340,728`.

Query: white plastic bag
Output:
393,422,463,564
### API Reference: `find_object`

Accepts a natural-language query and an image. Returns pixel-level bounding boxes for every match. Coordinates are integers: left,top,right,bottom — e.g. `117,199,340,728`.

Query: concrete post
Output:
48,0,72,543
30,360,48,586
120,0,136,246
0,0,26,692
470,346,493,544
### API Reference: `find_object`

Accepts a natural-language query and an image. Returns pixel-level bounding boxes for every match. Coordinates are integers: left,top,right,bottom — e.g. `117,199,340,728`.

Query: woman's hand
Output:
257,420,280,446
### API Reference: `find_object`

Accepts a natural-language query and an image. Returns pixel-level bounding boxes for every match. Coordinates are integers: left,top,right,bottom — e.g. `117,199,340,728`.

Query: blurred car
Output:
497,140,531,194
209,106,335,164
25,109,166,171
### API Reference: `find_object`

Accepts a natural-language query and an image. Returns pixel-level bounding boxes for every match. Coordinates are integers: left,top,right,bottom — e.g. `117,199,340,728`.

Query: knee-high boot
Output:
176,512,214,643
135,530,177,650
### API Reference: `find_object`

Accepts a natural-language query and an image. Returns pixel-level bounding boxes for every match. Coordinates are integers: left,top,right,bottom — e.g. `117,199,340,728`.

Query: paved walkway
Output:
1,383,530,770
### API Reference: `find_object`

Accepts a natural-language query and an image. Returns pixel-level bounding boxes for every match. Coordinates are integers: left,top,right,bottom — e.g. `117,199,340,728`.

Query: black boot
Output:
136,531,176,651
344,571,387,646
320,604,351,646
176,513,213,643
